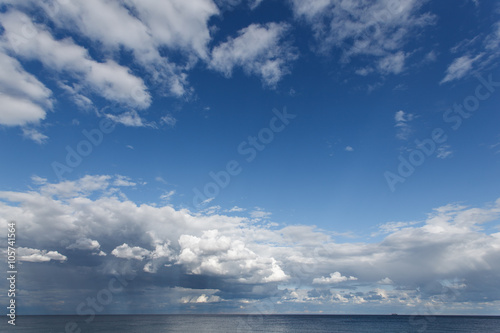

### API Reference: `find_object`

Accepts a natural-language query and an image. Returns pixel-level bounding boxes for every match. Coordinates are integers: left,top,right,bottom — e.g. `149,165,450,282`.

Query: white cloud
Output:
106,110,150,127
31,175,47,185
437,145,453,159
1,175,500,307
111,243,150,260
377,51,406,75
67,238,101,251
290,0,435,73
27,0,219,96
313,272,358,284
39,175,111,198
22,128,48,144
18,247,67,262
373,221,420,236
394,110,414,140
181,293,221,303
126,0,219,60
177,229,288,283
250,208,272,219
345,146,354,152
225,206,246,212
485,22,500,51
442,20,500,84
440,54,483,84
377,277,394,285
0,10,151,109
113,175,137,187
210,22,297,87
200,197,215,205
0,52,52,126
161,114,177,127
249,0,265,10
160,190,176,202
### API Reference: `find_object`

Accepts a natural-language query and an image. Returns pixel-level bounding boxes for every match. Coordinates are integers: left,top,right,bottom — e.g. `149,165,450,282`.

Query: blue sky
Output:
1,0,500,317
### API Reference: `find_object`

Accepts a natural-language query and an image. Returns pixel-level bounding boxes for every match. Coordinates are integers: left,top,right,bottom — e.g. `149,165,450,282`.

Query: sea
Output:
2,315,500,332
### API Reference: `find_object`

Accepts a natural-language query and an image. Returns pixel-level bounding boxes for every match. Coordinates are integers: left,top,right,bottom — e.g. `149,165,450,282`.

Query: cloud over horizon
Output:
1,175,499,314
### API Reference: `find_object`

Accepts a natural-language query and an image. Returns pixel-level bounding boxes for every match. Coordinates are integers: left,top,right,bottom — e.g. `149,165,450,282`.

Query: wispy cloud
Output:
290,0,435,75
440,54,483,84
394,110,415,140
210,22,298,87
437,144,453,159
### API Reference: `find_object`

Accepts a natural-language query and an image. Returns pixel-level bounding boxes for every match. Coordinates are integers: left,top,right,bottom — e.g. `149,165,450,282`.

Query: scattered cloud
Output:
0,52,52,126
22,128,48,144
345,146,354,152
160,190,176,202
377,51,406,75
210,22,298,87
313,272,358,284
111,243,150,260
161,114,177,127
377,277,394,285
181,293,221,304
441,19,500,84
225,206,246,212
200,197,215,205
66,238,101,251
113,175,137,187
290,0,435,74
18,247,67,262
106,110,151,127
0,10,151,109
250,208,272,219
372,221,420,236
440,54,483,84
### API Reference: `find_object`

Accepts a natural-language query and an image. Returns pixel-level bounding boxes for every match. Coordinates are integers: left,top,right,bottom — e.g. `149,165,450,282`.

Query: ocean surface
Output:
2,315,500,332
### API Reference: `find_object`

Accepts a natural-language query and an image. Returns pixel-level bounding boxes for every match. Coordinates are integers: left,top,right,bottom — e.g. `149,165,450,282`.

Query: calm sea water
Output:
2,315,500,332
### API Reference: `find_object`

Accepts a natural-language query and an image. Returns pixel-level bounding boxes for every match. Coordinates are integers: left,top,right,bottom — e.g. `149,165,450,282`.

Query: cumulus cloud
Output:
378,277,394,285
0,52,52,127
210,22,297,87
0,175,500,312
0,10,151,109
66,238,101,251
18,247,67,262
112,244,150,260
313,272,358,284
177,229,288,283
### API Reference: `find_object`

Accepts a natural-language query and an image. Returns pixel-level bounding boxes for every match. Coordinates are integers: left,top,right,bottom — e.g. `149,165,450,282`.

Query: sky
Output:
0,0,500,318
